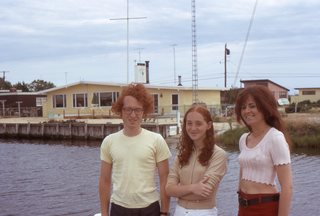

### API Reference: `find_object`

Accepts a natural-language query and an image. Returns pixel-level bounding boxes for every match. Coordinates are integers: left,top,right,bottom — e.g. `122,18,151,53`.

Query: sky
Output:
1,0,319,95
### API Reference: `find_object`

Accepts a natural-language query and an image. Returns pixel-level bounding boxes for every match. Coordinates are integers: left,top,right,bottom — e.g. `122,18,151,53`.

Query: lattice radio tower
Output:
191,0,198,103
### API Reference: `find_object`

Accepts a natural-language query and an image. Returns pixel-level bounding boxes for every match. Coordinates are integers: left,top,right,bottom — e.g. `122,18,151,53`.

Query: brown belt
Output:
238,194,279,207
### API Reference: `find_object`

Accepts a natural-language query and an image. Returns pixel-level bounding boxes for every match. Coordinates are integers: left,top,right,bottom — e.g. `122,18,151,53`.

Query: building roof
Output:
240,79,289,91
0,91,43,96
38,80,227,94
294,87,320,90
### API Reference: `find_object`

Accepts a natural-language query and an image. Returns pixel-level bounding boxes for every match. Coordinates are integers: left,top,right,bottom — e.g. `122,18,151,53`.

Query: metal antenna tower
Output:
191,0,198,103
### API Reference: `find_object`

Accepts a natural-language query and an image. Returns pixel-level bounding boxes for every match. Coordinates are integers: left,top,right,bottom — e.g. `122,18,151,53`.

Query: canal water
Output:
0,138,319,216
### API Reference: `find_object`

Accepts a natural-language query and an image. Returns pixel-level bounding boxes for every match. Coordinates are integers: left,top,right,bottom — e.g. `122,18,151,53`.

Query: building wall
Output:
44,84,125,118
242,80,288,101
0,94,41,107
291,88,320,103
266,82,288,101
43,83,222,119
148,88,221,115
0,94,46,117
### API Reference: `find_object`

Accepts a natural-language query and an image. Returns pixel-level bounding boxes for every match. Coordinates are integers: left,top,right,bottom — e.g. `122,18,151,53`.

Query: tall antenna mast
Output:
110,0,146,84
171,44,177,85
191,0,198,103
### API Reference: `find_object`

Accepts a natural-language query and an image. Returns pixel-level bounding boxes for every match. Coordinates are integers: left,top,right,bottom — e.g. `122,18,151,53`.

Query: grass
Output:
217,113,320,149
286,121,320,148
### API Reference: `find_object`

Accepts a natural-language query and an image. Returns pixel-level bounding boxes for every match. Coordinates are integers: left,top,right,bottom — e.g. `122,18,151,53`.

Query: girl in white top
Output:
234,85,293,216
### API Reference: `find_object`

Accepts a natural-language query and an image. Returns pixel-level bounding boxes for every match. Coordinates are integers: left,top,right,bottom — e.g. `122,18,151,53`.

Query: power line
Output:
233,0,258,87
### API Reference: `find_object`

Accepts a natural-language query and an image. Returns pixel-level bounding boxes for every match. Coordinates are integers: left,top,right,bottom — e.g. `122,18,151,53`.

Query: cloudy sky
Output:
1,0,319,94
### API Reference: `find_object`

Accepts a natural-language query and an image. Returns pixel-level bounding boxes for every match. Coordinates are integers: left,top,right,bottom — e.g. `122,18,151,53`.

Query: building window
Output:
153,94,159,114
53,94,66,108
36,97,46,107
172,94,179,111
92,92,119,107
279,91,287,98
302,90,315,95
73,93,88,107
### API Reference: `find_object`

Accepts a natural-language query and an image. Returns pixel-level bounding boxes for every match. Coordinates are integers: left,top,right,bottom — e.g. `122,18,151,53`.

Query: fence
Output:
0,104,231,119
46,104,226,120
0,107,42,118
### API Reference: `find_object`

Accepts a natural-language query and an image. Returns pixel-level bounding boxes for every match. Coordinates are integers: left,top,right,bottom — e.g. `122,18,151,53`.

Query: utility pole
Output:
224,43,230,88
110,0,146,84
0,100,6,116
1,71,9,81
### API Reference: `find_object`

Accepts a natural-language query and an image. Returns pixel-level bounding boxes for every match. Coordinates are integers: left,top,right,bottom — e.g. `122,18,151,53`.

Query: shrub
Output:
216,126,248,146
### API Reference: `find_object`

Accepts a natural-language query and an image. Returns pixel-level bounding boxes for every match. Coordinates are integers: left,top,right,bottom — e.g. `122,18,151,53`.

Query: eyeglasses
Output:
122,107,144,115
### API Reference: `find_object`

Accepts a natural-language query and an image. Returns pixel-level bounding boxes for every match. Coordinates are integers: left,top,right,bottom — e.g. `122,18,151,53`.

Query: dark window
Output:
153,94,159,113
172,94,178,111
53,94,66,108
302,90,315,95
73,93,88,107
92,92,119,107
279,91,287,98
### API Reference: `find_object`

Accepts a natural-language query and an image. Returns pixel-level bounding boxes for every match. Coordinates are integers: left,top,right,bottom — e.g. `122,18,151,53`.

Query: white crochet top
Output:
238,127,291,186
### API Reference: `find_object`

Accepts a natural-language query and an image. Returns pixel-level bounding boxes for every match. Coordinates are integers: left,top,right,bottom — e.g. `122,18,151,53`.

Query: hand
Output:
192,176,212,198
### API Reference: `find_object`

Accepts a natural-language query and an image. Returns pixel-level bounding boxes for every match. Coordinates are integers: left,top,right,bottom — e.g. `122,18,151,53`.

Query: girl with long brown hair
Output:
166,105,227,216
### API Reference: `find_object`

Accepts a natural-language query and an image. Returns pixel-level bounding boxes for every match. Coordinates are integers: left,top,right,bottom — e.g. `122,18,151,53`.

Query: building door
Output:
153,94,159,114
172,94,179,112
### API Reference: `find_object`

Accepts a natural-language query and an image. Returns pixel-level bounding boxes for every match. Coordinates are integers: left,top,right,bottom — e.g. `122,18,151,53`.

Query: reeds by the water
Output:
217,117,320,149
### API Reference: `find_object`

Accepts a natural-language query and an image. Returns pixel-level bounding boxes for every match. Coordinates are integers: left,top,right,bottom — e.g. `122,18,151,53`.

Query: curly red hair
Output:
178,105,215,167
111,83,154,117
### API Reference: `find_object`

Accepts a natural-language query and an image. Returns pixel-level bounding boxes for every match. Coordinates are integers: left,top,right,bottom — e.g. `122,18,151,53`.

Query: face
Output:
240,95,265,126
122,96,144,130
185,111,211,145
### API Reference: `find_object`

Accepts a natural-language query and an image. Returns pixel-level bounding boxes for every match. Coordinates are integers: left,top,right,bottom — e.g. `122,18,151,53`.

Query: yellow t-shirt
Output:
100,128,172,208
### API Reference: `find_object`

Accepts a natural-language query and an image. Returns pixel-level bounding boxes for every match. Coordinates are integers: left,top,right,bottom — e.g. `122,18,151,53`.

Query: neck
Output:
193,140,204,151
123,127,142,137
251,124,270,138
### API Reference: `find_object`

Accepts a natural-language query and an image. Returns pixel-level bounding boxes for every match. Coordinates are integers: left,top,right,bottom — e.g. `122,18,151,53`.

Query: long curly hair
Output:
178,105,215,167
234,85,291,146
111,83,154,117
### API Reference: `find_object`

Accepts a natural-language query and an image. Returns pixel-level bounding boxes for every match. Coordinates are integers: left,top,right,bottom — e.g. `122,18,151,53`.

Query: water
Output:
0,139,319,216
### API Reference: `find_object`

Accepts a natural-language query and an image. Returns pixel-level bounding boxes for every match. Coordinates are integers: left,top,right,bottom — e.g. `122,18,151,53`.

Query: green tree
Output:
13,81,30,92
28,79,56,92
